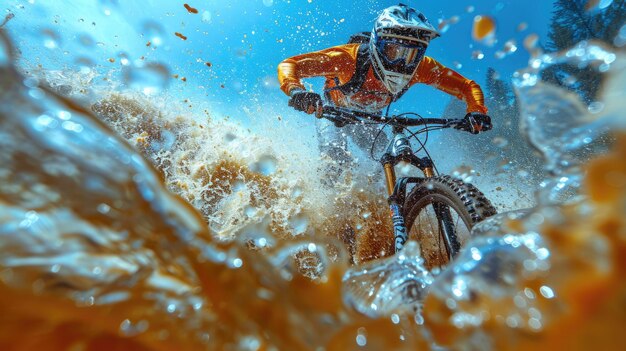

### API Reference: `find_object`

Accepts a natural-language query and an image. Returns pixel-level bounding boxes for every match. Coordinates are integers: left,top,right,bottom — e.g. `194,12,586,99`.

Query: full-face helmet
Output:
370,4,440,94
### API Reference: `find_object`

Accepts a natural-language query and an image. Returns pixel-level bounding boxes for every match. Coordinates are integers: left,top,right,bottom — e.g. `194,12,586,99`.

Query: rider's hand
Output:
457,112,492,134
288,90,322,115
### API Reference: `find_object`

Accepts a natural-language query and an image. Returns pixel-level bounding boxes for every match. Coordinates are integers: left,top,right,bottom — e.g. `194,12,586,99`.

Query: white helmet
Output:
370,4,440,95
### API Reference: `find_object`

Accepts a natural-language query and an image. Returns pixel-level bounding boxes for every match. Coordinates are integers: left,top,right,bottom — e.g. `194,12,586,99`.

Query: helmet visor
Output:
376,36,427,75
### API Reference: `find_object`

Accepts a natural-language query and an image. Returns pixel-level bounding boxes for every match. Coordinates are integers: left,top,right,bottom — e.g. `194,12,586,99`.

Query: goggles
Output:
375,34,427,74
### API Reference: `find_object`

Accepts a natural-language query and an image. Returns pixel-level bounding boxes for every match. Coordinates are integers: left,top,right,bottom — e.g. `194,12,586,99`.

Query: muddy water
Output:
1,24,626,351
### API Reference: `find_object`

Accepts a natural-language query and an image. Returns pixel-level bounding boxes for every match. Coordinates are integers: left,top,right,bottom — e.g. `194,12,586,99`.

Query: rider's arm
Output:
277,46,356,96
413,57,488,114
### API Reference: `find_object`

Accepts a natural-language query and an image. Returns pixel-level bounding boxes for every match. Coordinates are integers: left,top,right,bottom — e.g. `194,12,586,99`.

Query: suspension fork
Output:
383,126,440,254
385,160,436,252
382,159,407,253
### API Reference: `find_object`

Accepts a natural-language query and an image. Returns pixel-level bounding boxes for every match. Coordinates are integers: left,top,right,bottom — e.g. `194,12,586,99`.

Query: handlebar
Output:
318,105,465,129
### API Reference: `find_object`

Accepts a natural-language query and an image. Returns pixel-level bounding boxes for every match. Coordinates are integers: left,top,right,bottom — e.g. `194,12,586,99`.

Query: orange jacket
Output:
278,43,488,114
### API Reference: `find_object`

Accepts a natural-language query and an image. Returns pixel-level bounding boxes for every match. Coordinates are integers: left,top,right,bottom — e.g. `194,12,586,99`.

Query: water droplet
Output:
241,336,261,350
506,315,520,328
524,288,536,299
141,20,165,46
42,28,61,49
122,62,170,95
536,247,550,260
250,155,277,175
504,39,518,53
452,165,475,182
98,0,118,16
232,258,243,268
588,101,605,114
244,205,258,218
356,330,367,346
451,277,467,298
289,214,309,235
118,51,131,66
78,33,95,47
97,203,111,214
472,50,485,60
414,312,425,325
528,317,542,330
28,87,45,100
263,0,274,7
291,186,303,198
35,114,58,131
202,11,212,23
492,136,509,148
62,120,84,133
119,319,149,336
75,56,96,71
470,247,482,261
539,285,555,298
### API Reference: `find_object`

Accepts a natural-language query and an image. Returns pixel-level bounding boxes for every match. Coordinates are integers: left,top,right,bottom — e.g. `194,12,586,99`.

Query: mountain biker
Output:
278,3,492,178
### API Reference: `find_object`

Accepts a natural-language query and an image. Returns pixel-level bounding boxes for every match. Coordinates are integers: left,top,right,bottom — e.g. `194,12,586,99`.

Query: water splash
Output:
513,40,619,204
343,242,433,319
419,41,626,350
2,12,626,351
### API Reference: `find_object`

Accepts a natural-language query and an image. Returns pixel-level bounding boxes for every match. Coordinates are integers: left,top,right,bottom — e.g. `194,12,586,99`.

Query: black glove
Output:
456,112,492,134
288,91,322,114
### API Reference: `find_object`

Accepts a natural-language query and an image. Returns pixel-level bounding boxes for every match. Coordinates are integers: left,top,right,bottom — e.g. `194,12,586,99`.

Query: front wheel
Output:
403,175,497,270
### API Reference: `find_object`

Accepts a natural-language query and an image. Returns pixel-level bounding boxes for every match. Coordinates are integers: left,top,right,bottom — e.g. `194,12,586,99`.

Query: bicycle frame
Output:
380,125,459,255
319,106,464,256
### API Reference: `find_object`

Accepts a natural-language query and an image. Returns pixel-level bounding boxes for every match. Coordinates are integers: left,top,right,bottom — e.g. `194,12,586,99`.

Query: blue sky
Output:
4,0,556,118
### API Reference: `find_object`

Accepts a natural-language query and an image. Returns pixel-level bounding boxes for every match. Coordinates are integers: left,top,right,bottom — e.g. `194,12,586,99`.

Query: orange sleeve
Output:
413,56,488,114
277,45,356,96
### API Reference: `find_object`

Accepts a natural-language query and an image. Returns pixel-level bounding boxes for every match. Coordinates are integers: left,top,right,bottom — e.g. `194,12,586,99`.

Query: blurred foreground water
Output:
1,24,626,351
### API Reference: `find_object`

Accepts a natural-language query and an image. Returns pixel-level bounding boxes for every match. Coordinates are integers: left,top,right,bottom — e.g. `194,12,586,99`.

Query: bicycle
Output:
317,105,497,269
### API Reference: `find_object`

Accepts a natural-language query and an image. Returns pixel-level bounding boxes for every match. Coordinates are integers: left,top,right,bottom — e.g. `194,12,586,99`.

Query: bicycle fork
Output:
384,163,408,252
382,127,436,253
384,164,437,253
